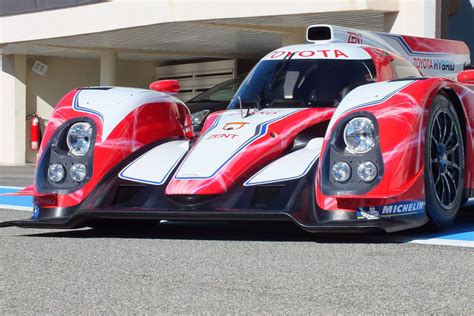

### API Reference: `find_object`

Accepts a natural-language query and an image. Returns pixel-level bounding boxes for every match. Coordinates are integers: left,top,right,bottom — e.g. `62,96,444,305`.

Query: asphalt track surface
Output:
0,165,35,187
1,167,474,314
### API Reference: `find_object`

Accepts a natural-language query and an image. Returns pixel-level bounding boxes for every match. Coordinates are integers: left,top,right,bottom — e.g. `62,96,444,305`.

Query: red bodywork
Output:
32,69,474,216
35,89,193,209
6,30,471,234
166,108,335,195
317,78,474,211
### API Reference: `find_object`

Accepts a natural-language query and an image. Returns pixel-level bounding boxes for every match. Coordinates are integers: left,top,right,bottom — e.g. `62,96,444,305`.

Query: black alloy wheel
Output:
425,94,465,228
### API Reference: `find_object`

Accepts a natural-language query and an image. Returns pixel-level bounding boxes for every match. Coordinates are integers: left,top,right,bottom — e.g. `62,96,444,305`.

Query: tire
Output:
424,94,465,229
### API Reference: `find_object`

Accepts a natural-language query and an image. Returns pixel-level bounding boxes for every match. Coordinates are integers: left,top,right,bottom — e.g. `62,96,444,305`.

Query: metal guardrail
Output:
0,0,103,17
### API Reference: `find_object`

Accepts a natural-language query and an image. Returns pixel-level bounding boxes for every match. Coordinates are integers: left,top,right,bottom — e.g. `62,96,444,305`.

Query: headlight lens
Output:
331,161,351,183
191,110,210,126
343,117,375,153
66,122,93,156
70,163,87,182
357,161,378,183
48,163,65,183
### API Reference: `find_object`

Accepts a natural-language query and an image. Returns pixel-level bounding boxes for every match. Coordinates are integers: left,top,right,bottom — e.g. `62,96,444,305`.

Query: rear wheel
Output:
425,94,464,229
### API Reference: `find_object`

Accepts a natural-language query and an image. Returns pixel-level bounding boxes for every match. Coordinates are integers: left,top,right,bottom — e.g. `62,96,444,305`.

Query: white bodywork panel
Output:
119,140,189,185
244,138,323,186
175,109,302,180
73,87,179,141
327,80,415,130
305,24,470,79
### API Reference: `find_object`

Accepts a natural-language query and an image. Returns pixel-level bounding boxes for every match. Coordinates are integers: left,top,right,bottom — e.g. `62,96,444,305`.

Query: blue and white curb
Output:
408,230,474,248
409,238,474,248
0,186,33,212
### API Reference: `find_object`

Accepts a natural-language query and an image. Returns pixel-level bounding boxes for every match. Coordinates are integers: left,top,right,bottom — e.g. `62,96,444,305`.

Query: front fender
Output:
35,87,193,208
316,78,445,211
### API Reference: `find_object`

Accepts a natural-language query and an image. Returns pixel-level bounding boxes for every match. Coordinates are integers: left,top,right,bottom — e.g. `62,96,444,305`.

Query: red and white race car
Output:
2,25,474,232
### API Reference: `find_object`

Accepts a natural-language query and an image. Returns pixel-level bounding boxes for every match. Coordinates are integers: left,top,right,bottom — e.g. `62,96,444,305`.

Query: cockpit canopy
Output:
228,57,376,109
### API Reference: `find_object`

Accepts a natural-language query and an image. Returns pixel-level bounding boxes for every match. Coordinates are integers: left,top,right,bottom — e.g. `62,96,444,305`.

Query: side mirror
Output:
149,79,180,94
457,70,474,84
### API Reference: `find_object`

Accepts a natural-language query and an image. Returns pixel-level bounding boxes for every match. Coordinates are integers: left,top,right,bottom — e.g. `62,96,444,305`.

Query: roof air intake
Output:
306,25,332,42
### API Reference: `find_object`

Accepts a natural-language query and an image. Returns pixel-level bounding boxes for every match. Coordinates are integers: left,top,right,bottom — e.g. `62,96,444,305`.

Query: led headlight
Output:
48,163,65,183
191,110,210,126
357,161,378,182
70,163,87,182
343,117,375,153
331,161,351,183
66,122,93,156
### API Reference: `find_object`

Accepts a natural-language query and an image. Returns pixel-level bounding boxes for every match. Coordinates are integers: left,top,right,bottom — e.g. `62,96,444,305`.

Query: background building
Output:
0,0,473,165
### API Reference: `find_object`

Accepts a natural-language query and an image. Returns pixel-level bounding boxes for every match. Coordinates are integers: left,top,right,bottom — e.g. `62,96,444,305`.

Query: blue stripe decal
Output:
0,188,33,208
72,90,104,122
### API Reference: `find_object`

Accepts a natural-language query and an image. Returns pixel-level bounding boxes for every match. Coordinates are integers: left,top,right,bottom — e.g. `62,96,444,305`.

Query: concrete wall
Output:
116,60,156,88
24,57,156,163
0,54,26,165
385,0,440,37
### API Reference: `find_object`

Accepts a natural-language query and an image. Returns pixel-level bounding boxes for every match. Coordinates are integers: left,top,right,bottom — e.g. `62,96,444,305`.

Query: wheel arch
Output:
440,87,467,145
438,87,471,201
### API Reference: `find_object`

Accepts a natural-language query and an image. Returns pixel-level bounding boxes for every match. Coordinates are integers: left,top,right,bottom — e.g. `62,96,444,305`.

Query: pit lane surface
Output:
1,167,473,314
2,210,474,314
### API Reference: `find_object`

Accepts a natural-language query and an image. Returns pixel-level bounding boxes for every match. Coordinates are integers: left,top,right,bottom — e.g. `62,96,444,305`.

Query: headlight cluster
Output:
70,163,88,182
48,163,87,183
330,117,380,184
48,163,65,183
331,160,378,183
343,117,374,153
357,161,377,182
46,122,94,184
331,161,351,183
66,122,93,156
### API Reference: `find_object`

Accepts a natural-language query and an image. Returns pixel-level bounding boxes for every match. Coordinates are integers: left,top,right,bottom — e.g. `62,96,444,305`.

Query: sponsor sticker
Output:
207,133,239,140
267,49,349,59
347,31,362,44
356,201,425,220
412,57,455,72
222,122,248,131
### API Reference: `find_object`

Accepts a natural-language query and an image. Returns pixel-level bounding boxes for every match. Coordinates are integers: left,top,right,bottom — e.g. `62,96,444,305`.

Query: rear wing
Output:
306,25,471,79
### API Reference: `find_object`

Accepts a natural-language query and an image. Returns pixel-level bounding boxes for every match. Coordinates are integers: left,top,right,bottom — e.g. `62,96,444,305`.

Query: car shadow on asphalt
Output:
22,207,474,244
23,221,396,243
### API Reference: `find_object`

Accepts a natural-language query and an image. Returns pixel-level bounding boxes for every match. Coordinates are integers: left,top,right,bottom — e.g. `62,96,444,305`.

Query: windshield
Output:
228,59,375,109
189,77,243,103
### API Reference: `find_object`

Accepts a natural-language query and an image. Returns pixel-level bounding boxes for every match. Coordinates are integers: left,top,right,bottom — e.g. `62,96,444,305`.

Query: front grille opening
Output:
167,194,219,205
251,186,283,209
113,185,146,205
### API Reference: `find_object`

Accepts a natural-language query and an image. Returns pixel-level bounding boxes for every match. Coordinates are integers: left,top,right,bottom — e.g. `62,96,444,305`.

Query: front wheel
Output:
424,94,465,229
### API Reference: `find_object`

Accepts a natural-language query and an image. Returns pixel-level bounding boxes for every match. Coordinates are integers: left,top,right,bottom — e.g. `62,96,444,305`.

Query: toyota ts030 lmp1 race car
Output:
2,25,474,233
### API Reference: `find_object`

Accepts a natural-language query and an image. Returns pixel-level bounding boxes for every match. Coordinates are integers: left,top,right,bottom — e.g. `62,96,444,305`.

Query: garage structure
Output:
0,0,473,165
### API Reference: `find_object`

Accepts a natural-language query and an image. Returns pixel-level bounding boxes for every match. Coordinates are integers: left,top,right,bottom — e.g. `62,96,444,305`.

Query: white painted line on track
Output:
0,205,32,211
409,239,474,248
0,186,25,190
